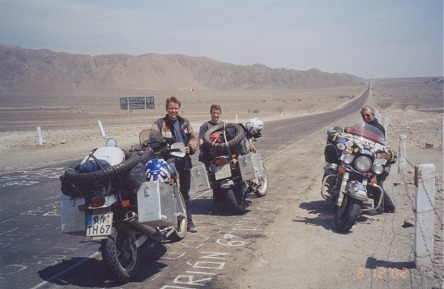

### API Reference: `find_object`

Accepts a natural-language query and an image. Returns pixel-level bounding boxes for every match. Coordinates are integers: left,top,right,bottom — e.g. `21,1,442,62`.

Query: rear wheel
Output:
335,195,362,233
101,223,140,283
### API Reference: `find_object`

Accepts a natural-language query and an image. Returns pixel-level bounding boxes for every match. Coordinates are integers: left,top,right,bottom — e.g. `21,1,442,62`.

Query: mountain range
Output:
0,44,364,96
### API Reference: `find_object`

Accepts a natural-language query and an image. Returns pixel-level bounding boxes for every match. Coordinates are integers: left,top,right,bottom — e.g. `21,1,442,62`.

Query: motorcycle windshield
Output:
139,129,164,146
343,124,385,145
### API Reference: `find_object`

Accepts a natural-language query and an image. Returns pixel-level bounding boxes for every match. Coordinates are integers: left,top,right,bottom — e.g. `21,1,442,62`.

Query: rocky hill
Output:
0,44,364,96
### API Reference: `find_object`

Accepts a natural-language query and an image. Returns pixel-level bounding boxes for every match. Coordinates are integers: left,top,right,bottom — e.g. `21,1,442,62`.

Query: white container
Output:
80,147,125,166
60,195,86,235
238,153,263,181
191,165,211,192
137,182,177,227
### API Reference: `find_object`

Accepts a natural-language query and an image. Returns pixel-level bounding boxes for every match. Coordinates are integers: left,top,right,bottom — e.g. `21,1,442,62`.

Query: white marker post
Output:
398,135,407,173
414,163,435,268
98,120,106,137
36,127,43,145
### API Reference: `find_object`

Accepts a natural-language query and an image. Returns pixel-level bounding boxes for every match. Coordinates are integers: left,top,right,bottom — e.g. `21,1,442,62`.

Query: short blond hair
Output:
360,106,374,116
165,96,181,109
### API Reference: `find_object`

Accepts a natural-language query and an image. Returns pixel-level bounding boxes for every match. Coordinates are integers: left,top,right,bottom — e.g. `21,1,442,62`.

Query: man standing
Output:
360,106,396,213
198,104,226,208
153,96,198,232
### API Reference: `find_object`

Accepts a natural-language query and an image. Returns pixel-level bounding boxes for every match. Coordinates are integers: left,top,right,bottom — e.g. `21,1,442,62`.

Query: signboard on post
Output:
120,96,155,110
120,96,155,127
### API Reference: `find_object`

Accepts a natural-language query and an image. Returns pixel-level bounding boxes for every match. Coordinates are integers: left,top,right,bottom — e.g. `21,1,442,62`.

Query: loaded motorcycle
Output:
192,118,268,214
59,129,187,282
321,123,397,232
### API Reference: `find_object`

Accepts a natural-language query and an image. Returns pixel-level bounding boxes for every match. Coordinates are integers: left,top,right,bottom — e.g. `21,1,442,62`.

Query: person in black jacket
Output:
152,96,198,232
361,106,396,213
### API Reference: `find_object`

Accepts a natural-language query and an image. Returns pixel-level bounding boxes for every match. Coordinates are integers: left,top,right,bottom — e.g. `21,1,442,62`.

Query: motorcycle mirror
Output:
170,143,186,157
106,138,118,147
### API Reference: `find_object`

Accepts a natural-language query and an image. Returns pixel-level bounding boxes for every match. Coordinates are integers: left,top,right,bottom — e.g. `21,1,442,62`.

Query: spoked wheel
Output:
253,164,268,197
335,195,362,233
101,223,140,283
170,193,188,241
225,188,247,214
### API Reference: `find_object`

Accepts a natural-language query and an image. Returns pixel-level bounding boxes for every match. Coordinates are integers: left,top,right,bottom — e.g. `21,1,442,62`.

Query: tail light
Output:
210,157,229,166
90,198,105,207
121,200,131,207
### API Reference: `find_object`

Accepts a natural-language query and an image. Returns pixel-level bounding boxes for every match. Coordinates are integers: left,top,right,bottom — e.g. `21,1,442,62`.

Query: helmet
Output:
145,159,171,182
245,118,264,135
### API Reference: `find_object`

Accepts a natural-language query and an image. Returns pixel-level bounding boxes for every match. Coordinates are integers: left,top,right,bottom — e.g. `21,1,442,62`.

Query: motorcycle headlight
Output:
343,154,354,164
336,142,346,150
373,164,384,175
355,156,372,172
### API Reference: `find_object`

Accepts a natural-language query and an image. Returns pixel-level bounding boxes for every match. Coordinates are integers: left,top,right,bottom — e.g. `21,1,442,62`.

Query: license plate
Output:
215,164,232,180
86,213,113,236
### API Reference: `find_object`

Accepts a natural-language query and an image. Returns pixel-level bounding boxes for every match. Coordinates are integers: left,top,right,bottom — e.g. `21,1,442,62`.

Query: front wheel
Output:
253,164,268,197
169,193,187,241
335,195,362,233
101,223,140,283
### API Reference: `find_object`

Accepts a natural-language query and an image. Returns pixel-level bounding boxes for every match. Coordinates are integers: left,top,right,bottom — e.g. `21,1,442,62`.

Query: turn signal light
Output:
338,167,346,174
121,200,130,207
90,198,105,207
370,178,378,185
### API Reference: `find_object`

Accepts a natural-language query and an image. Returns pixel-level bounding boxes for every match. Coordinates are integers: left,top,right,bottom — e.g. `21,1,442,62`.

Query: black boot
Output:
383,191,396,213
185,199,197,233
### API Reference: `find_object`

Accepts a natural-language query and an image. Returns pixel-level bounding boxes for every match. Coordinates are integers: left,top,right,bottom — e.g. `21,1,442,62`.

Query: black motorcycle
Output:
195,121,268,214
322,124,397,232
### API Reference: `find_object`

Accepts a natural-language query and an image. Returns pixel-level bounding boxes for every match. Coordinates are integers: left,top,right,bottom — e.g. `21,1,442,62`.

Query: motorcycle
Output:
59,129,187,282
194,118,268,214
321,123,397,232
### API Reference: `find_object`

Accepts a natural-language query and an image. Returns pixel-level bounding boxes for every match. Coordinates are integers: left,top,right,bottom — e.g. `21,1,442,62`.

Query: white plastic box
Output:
137,182,177,227
191,165,211,192
60,195,86,235
238,153,263,181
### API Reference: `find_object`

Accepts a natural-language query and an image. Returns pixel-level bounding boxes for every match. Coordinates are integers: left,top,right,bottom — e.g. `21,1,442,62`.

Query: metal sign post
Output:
120,97,155,129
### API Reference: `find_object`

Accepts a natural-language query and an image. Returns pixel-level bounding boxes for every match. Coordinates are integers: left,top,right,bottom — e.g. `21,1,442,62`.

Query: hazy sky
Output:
1,0,442,78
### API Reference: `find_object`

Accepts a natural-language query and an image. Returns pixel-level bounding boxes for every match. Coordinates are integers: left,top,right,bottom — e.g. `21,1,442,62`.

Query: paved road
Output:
0,83,371,289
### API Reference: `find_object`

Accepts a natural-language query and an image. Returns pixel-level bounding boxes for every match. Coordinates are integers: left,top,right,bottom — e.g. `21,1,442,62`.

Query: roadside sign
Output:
120,96,155,110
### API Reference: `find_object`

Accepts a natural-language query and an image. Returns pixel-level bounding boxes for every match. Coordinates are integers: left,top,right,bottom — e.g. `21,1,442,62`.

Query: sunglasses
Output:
361,114,372,117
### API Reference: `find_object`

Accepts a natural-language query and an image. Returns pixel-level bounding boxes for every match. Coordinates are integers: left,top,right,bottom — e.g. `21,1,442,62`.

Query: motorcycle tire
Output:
64,154,140,186
225,188,247,215
335,195,362,233
203,123,245,150
169,193,188,241
253,164,268,197
101,223,141,283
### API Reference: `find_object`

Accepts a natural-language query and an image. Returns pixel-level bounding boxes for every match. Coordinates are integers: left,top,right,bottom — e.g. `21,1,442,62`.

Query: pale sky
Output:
1,0,442,78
